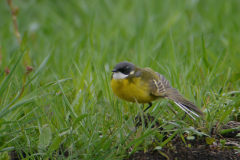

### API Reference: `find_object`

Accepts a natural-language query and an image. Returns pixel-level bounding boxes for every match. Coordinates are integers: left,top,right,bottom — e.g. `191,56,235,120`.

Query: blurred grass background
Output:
0,0,240,159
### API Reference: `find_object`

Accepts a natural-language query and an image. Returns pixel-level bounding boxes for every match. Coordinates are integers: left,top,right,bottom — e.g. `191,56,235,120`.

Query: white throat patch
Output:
113,72,129,79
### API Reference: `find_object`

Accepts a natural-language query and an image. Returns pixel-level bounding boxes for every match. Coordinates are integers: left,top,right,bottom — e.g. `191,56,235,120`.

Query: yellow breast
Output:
110,77,158,103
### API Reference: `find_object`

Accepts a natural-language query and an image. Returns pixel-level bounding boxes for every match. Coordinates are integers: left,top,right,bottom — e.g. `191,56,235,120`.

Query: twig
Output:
7,0,21,44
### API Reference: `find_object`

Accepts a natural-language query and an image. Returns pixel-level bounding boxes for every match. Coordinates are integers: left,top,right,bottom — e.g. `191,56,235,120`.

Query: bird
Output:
110,61,204,120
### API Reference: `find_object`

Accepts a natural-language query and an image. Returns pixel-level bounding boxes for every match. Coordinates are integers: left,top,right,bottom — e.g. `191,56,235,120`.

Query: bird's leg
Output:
143,102,152,112
135,103,153,126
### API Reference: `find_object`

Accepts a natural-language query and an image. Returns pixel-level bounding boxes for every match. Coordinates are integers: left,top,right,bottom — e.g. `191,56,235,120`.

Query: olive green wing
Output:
153,72,204,118
155,72,171,88
149,72,167,97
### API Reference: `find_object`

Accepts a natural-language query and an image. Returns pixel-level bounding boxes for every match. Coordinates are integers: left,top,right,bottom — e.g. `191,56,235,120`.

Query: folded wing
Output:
150,72,204,119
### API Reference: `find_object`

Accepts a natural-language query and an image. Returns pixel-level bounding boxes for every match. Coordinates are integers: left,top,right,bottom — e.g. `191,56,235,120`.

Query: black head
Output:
112,61,135,75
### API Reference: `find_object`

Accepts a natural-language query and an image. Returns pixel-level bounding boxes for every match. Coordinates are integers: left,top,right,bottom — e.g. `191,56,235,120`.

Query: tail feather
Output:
174,102,199,120
165,87,204,119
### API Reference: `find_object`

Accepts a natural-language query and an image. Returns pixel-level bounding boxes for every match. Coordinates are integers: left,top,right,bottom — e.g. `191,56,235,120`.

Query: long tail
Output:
165,87,204,119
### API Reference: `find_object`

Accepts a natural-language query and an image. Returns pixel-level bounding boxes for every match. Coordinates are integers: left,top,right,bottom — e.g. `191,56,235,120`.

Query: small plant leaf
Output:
187,136,195,140
135,126,142,140
39,126,52,150
220,139,226,146
0,151,10,160
218,128,240,135
154,146,162,150
206,137,215,145
48,136,62,153
72,114,89,130
158,151,169,160
160,130,178,147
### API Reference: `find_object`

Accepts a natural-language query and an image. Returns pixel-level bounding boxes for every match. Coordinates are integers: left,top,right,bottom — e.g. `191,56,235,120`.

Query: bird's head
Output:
112,61,135,79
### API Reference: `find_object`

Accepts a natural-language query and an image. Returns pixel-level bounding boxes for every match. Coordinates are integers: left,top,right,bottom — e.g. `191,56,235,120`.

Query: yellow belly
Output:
110,77,159,103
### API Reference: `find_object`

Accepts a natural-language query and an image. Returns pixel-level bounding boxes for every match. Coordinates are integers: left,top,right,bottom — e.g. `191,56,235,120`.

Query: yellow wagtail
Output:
110,61,204,119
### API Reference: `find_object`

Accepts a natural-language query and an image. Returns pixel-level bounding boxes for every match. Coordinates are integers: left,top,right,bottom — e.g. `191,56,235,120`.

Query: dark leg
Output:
135,103,147,122
143,102,152,112
135,103,152,124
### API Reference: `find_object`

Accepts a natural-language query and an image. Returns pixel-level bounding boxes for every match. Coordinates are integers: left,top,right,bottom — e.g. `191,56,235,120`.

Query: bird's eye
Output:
121,67,126,71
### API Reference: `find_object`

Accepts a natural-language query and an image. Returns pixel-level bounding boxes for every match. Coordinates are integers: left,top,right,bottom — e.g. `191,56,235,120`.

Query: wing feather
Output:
149,78,166,97
150,72,204,118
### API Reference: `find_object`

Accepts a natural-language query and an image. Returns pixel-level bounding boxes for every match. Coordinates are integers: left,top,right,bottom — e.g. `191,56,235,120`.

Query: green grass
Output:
1,0,240,159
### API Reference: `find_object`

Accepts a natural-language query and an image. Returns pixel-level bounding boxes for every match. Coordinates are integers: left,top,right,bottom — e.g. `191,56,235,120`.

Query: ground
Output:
129,137,240,160
129,115,240,160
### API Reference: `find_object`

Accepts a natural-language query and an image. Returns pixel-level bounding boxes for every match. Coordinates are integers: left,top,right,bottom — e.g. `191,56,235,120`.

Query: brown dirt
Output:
128,136,240,160
128,148,240,160
129,115,240,160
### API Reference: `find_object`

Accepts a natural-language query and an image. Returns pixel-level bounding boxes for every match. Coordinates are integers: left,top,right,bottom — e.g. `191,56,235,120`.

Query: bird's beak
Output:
112,69,118,73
